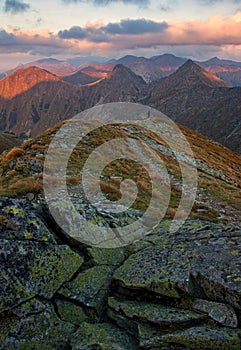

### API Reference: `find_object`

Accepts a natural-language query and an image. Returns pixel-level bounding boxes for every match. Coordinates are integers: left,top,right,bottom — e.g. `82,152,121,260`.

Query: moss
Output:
0,239,84,313
138,324,241,349
87,246,125,266
55,299,89,325
58,265,113,320
108,297,205,329
3,206,25,218
2,301,76,350
70,322,139,350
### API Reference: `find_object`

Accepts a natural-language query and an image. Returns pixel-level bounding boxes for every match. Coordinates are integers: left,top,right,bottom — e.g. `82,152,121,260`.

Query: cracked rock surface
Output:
1,197,241,349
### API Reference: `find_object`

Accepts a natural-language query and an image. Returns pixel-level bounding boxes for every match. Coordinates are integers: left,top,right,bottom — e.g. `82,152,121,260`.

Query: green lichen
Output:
59,265,113,319
55,299,89,325
70,322,139,350
3,206,25,218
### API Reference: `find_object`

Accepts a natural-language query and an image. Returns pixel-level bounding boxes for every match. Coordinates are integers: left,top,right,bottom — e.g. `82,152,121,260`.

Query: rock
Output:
0,239,84,312
113,221,241,309
86,246,125,266
108,297,206,329
0,197,56,243
55,299,89,325
58,265,113,320
1,195,241,350
113,234,190,299
70,322,139,350
1,299,76,349
138,324,241,349
192,298,238,328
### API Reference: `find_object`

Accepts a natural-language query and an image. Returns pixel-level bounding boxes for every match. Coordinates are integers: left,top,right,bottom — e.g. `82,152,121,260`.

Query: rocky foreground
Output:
1,197,241,349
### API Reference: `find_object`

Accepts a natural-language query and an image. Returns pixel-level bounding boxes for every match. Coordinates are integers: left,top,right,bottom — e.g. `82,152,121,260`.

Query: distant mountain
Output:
0,132,21,153
2,60,241,154
150,53,187,74
83,54,184,83
0,64,146,137
80,64,146,107
2,58,77,78
0,66,60,99
66,56,109,67
143,60,241,153
0,66,84,137
23,58,77,76
199,58,241,87
115,56,164,83
61,70,100,85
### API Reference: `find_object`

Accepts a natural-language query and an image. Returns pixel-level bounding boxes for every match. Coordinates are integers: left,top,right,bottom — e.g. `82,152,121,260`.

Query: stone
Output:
55,299,89,325
0,239,84,313
70,322,139,350
108,297,206,328
113,222,241,309
1,299,76,349
192,298,238,328
0,197,56,243
138,324,241,349
58,265,113,320
86,246,125,266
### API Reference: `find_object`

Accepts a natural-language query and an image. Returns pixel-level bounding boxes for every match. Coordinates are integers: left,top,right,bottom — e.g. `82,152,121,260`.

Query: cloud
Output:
58,26,87,39
4,0,30,13
57,19,168,43
63,0,149,6
0,30,17,45
1,13,241,60
103,19,168,35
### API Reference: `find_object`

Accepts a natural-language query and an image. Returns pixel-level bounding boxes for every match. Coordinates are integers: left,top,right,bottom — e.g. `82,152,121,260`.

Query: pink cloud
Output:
1,13,241,57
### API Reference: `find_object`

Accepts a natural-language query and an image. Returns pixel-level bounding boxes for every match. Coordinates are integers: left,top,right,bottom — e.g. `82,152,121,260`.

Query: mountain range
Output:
0,57,241,154
2,53,241,86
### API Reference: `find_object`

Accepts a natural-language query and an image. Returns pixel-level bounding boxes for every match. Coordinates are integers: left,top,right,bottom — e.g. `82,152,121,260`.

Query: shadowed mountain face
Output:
199,57,241,87
0,64,146,137
0,132,21,153
142,60,241,153
1,60,241,154
61,70,100,85
80,64,147,107
0,67,84,137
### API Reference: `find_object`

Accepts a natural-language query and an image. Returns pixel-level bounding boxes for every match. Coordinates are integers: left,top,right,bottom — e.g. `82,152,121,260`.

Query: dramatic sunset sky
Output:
1,0,241,69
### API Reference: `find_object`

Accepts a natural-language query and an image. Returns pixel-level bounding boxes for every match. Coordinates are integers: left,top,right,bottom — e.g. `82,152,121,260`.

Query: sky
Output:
1,0,241,70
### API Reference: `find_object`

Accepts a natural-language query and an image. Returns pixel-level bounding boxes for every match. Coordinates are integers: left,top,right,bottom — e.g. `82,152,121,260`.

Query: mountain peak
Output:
0,66,60,99
175,60,229,87
109,64,146,84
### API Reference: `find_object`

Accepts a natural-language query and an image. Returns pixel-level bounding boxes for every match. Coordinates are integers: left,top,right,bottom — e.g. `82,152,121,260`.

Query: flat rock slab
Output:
108,297,206,328
0,239,84,313
192,298,238,328
113,221,241,309
138,324,241,349
70,322,139,350
1,299,76,349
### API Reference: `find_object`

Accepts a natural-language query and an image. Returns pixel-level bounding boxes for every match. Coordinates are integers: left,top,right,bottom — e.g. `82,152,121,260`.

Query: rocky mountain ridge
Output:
1,60,241,156
1,98,241,348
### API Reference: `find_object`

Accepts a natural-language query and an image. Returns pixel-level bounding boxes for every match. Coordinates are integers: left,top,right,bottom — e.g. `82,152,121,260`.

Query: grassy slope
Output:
0,121,241,223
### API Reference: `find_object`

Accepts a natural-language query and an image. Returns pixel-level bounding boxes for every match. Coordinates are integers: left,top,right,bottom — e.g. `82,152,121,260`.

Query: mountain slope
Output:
143,60,241,153
199,57,241,87
1,117,241,225
0,66,61,99
79,64,146,108
61,70,100,85
0,64,146,137
0,68,84,137
0,132,21,153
